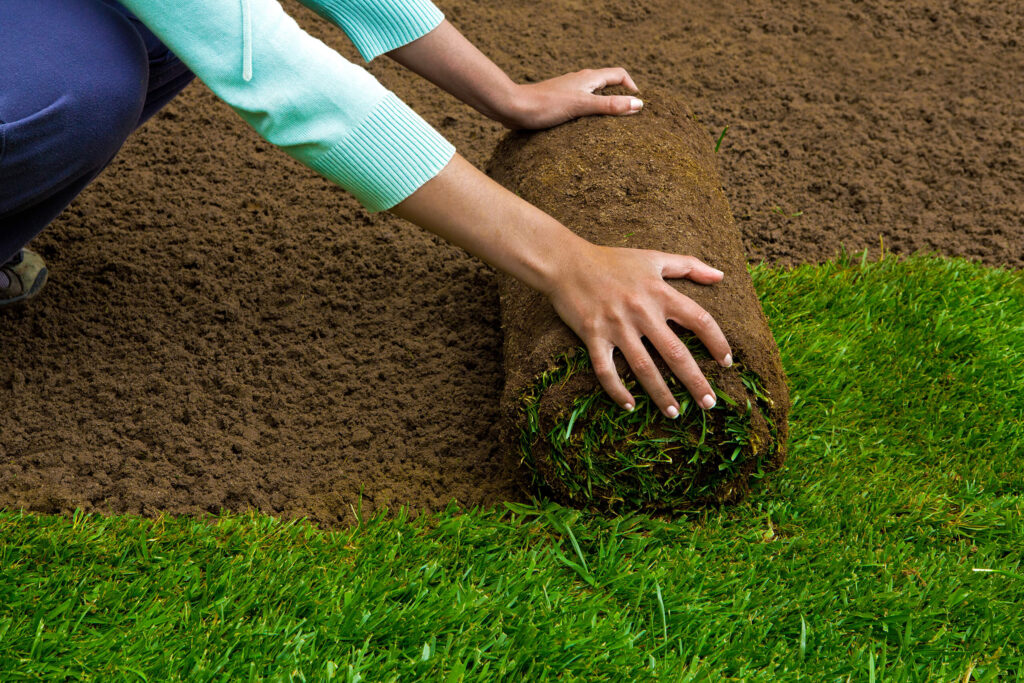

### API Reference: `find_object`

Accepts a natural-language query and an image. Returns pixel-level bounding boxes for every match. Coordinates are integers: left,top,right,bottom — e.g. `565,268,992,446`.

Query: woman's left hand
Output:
388,22,642,130
498,68,643,130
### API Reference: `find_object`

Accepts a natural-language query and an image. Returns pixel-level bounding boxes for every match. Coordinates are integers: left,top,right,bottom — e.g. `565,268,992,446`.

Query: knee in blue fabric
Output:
0,0,151,210
46,33,151,182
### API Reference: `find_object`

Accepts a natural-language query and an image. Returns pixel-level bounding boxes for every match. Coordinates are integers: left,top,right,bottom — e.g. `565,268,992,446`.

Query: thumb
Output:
660,254,724,284
581,94,643,117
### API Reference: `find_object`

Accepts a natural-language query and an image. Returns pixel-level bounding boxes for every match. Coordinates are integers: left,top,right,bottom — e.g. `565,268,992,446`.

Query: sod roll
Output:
485,90,790,511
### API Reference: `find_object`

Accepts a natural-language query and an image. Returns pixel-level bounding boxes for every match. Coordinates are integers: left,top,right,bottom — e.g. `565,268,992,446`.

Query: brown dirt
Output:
1,0,1021,526
488,90,788,509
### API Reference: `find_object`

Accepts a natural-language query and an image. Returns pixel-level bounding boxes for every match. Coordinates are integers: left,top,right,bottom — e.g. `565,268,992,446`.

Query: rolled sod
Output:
485,90,790,511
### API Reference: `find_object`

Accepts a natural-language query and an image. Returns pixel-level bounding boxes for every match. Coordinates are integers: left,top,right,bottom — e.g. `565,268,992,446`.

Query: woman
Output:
0,0,732,417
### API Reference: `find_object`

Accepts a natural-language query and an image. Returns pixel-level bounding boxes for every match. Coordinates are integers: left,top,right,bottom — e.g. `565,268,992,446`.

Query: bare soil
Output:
2,0,1021,526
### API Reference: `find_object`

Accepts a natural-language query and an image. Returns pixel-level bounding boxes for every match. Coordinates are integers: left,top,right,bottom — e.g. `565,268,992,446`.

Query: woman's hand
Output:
388,21,641,130
545,243,732,417
392,154,731,417
499,68,643,130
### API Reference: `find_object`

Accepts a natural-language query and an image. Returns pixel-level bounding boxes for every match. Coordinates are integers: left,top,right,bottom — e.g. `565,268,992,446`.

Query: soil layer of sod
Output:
487,91,788,510
1,0,1021,526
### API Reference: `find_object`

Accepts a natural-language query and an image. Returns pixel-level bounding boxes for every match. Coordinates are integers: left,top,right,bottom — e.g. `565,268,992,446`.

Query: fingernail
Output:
666,405,679,419
701,394,716,410
630,98,644,111
624,402,634,412
722,353,733,368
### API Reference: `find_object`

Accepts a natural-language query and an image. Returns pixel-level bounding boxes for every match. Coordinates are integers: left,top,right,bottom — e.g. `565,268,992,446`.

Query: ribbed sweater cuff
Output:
315,0,444,62
309,92,455,212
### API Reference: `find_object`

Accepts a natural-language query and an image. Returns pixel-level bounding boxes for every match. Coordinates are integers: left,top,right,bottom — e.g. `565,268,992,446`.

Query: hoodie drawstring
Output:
241,0,253,81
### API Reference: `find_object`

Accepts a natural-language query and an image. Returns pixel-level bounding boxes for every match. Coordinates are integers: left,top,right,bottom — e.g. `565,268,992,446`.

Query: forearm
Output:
390,153,588,294
386,21,518,125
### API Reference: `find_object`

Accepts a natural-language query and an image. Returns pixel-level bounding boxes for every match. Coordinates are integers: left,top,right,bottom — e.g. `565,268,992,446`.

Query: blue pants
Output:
0,0,194,265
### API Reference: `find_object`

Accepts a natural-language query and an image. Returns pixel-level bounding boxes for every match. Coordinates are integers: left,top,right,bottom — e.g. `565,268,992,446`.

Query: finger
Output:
666,292,733,368
645,322,718,411
587,341,635,411
586,67,639,93
619,337,680,418
659,253,724,284
576,92,642,117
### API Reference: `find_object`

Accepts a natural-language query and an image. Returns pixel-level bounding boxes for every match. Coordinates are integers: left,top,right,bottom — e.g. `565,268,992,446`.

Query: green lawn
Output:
2,254,1022,681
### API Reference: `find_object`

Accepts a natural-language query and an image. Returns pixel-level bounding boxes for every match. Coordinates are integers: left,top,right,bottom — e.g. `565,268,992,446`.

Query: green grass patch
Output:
2,254,1023,681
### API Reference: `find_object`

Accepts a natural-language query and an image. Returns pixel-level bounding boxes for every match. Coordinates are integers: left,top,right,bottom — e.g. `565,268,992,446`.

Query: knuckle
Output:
694,309,714,332
682,368,710,393
589,351,611,374
663,341,690,365
624,293,648,313
579,316,601,338
630,354,654,375
606,313,628,332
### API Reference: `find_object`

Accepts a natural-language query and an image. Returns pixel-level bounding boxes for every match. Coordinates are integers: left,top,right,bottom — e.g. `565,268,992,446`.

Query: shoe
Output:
0,249,48,307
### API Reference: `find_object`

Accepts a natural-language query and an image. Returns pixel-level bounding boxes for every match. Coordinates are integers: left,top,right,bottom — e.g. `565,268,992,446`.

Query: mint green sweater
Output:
118,0,455,211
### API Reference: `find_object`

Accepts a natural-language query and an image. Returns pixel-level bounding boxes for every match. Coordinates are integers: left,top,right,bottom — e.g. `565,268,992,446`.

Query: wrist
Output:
487,81,526,128
391,154,593,296
523,222,596,296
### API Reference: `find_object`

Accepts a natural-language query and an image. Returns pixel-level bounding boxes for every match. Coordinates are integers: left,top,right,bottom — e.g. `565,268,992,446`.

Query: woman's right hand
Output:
392,154,731,418
545,242,733,418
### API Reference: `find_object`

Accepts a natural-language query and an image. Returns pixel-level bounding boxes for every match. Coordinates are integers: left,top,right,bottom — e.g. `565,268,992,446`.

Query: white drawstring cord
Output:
241,0,253,82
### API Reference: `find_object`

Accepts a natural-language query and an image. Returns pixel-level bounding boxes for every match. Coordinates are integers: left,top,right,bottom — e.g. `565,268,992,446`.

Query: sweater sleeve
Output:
118,0,454,212
298,0,445,62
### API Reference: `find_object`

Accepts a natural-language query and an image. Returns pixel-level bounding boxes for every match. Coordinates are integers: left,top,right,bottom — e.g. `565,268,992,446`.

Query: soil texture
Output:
1,0,1020,526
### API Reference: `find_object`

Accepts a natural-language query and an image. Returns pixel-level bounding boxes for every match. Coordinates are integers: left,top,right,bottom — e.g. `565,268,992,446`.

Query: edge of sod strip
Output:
516,343,779,511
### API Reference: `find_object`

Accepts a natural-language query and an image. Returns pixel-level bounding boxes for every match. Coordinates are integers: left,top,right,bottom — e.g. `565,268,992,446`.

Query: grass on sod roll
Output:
516,346,777,509
2,253,1023,681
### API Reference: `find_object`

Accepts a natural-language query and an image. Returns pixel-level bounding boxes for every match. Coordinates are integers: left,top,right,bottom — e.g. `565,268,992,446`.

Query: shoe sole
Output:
0,266,48,308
